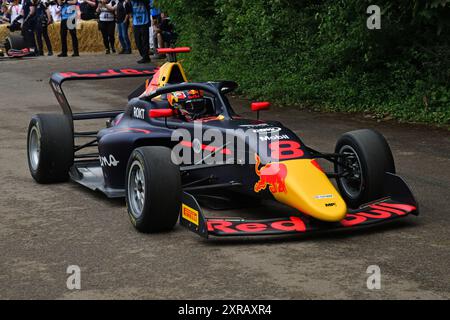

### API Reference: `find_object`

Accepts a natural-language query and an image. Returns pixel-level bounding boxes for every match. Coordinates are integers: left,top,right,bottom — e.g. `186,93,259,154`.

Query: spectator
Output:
48,0,61,22
97,0,116,54
35,0,52,55
8,0,22,26
116,0,131,54
0,3,10,24
57,0,79,57
149,0,159,54
21,0,37,53
155,11,175,50
79,0,96,20
129,0,150,63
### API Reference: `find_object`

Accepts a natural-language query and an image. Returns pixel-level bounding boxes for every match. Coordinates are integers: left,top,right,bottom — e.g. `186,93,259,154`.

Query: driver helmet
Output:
166,89,206,120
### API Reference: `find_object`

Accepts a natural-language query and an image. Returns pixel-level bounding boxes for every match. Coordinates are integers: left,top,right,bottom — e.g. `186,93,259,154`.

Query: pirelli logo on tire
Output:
182,204,199,226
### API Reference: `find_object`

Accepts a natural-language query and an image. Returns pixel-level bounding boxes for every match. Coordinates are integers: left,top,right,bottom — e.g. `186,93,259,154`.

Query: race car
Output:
26,47,419,238
0,33,35,59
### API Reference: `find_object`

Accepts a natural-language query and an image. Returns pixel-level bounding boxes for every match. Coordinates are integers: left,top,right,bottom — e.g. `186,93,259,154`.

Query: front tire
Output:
335,129,395,208
125,146,181,233
27,114,74,183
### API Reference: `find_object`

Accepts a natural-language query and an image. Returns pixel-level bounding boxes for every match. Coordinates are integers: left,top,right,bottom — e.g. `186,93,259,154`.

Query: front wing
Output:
180,173,419,239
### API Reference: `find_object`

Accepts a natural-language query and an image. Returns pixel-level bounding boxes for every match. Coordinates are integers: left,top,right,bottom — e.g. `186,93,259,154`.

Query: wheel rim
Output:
338,145,363,199
28,126,40,171
128,160,146,219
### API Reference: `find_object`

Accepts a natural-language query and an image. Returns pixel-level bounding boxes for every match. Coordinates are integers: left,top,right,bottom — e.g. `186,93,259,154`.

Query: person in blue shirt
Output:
57,0,79,57
150,0,159,18
129,0,150,63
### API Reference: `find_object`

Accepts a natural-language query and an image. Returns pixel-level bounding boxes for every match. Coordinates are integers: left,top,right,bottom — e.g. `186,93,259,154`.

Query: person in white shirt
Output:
48,1,60,22
97,0,116,54
9,0,23,25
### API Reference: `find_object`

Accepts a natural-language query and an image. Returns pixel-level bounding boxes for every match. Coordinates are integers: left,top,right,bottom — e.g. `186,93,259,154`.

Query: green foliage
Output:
161,0,450,125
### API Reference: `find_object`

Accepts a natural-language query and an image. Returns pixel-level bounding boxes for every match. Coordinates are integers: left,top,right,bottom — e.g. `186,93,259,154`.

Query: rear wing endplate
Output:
49,67,156,122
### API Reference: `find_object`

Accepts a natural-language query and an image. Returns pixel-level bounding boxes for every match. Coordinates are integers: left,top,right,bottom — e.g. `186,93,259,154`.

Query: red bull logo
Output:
167,90,203,106
167,91,187,106
254,154,288,194
187,89,202,99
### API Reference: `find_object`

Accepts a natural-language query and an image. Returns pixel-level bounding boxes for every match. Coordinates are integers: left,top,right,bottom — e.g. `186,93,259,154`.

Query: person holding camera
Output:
79,0,96,21
35,0,53,56
57,0,79,57
97,0,116,54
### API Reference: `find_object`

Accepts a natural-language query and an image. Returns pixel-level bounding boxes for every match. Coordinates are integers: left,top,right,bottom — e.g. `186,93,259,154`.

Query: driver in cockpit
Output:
166,89,214,121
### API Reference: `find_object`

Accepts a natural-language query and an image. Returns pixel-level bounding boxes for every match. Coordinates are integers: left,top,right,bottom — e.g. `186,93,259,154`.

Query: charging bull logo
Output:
187,89,202,99
167,90,203,106
254,154,288,194
167,91,187,106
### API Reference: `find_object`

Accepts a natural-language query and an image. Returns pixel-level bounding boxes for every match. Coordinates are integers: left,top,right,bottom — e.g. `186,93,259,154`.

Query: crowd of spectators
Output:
0,0,175,63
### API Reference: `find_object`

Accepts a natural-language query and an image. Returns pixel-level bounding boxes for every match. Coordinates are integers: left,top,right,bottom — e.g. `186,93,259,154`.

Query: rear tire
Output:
27,114,74,183
125,146,181,233
5,34,26,52
335,129,395,208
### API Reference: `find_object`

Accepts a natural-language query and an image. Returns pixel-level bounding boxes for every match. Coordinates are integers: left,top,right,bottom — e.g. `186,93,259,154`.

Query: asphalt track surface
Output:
0,54,449,299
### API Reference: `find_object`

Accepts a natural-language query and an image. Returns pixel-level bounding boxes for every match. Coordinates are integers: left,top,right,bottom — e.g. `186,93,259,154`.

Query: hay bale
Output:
0,24,9,43
49,20,137,53
1,21,137,53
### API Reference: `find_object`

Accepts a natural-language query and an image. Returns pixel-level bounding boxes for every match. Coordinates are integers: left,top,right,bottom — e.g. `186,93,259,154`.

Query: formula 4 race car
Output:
27,47,419,238
0,33,35,59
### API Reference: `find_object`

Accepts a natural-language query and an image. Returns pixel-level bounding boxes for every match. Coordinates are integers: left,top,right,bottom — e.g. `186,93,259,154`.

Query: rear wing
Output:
49,67,156,164
49,67,156,123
